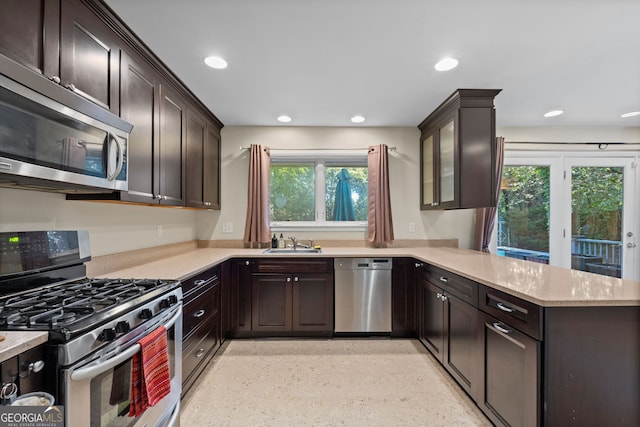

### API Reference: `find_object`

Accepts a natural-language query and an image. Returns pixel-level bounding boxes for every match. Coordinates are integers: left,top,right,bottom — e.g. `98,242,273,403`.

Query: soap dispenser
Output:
271,233,278,248
278,233,285,248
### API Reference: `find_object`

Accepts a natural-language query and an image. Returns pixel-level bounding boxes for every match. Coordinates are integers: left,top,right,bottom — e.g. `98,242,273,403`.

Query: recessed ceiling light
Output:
277,115,292,123
350,115,366,123
204,56,228,69
543,110,564,118
434,57,458,71
620,111,640,118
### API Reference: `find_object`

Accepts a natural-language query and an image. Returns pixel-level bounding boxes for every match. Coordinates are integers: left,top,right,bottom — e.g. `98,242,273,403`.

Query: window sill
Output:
270,221,367,232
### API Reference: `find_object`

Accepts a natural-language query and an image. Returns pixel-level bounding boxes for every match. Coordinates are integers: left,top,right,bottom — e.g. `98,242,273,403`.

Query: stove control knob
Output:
167,295,179,306
116,321,131,334
139,308,153,320
159,299,170,309
99,328,117,342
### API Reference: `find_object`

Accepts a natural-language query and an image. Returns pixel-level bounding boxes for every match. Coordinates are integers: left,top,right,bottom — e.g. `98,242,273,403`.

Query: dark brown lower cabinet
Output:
229,259,253,336
480,313,540,427
252,273,333,334
181,267,221,396
419,273,480,399
391,258,417,337
251,274,292,332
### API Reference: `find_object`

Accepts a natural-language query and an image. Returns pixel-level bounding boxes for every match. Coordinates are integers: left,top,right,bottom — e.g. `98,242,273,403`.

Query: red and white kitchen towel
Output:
129,326,171,417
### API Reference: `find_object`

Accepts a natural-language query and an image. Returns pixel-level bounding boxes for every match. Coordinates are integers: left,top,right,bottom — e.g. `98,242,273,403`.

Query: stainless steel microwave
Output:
0,73,132,193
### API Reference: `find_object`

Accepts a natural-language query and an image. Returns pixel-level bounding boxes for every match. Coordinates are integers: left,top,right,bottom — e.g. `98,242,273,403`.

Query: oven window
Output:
89,326,176,427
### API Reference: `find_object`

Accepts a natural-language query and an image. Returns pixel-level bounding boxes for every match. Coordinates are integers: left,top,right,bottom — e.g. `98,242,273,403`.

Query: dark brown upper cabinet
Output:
186,108,221,209
60,0,121,114
0,0,60,80
419,89,501,210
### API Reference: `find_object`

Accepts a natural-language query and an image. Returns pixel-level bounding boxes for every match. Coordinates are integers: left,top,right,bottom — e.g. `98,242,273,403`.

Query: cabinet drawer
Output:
183,284,220,339
182,265,220,297
425,265,478,306
479,285,542,340
182,314,220,381
255,258,332,274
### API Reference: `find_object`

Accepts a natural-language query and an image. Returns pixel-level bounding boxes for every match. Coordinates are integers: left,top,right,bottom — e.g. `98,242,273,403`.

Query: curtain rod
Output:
506,141,640,146
240,146,396,151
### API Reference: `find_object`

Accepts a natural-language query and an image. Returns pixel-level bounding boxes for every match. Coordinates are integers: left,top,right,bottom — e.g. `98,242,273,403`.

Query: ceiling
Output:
104,0,640,128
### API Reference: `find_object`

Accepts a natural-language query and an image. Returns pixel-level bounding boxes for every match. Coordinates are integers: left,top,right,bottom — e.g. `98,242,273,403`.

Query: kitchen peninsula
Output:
92,245,639,427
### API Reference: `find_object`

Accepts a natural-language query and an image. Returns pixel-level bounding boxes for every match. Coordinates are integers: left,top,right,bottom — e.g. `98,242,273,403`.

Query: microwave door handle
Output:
70,343,140,382
105,132,124,181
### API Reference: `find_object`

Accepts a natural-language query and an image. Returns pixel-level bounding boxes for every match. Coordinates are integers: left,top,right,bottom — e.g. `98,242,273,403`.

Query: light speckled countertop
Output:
102,246,640,307
0,331,48,363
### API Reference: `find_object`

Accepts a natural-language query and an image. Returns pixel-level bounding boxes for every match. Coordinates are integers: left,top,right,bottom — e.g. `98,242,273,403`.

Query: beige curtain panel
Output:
243,144,271,245
474,136,505,252
368,144,394,244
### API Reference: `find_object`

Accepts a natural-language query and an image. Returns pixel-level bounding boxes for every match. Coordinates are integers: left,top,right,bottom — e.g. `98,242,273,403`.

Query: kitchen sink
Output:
263,247,322,254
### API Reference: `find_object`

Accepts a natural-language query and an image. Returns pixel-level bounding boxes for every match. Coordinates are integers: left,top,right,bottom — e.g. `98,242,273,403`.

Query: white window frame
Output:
269,150,368,232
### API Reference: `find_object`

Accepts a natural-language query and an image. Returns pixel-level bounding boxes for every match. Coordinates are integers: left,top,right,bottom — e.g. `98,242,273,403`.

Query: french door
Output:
499,153,637,280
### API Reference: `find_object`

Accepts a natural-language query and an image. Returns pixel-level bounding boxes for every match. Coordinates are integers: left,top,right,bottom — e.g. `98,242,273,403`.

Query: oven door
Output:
62,307,182,427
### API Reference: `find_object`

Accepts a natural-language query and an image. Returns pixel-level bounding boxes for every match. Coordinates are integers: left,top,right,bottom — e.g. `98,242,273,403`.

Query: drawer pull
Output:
496,302,515,313
193,310,206,318
194,280,206,286
493,322,511,334
195,348,206,358
439,276,449,283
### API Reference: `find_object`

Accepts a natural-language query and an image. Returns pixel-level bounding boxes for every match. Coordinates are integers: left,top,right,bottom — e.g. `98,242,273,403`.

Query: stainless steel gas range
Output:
0,230,182,427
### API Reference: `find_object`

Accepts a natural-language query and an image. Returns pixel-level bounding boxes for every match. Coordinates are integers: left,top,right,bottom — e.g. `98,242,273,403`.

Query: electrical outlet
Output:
409,222,416,233
157,225,163,237
222,222,233,233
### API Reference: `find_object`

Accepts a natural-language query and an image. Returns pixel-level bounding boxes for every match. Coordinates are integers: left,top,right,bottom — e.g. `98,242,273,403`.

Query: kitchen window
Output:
269,152,368,231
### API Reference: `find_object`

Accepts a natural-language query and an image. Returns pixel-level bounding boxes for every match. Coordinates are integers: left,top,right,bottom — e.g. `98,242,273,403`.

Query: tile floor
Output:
180,339,492,426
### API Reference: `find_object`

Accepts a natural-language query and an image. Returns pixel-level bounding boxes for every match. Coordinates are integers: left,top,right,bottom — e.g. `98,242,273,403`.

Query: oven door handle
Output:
70,308,182,382
70,344,140,382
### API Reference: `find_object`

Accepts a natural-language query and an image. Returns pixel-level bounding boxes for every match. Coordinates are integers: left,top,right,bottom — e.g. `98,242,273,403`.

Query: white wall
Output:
0,188,197,256
196,126,477,248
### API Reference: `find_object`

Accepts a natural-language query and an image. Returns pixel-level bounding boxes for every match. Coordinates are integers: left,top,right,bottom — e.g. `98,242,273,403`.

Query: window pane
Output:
325,166,368,221
497,165,550,264
571,166,623,278
270,163,315,221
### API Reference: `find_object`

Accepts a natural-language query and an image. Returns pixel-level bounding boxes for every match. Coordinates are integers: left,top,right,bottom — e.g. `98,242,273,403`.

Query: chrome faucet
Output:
288,236,298,250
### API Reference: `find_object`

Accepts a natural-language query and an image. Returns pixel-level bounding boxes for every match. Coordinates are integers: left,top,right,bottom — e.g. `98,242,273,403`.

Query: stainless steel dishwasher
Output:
334,258,392,333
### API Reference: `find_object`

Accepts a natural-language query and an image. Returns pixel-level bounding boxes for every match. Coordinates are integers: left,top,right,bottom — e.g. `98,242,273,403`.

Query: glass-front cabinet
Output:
419,89,501,210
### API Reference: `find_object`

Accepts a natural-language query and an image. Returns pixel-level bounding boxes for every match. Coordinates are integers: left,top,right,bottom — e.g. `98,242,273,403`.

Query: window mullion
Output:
316,160,326,223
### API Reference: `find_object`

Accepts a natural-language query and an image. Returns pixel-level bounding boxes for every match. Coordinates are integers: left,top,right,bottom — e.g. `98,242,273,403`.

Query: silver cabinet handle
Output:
65,83,76,91
436,292,442,299
49,75,61,84
496,302,515,313
245,260,250,265
414,262,424,268
439,276,448,283
627,243,637,248
294,277,299,282
286,277,291,282
193,310,205,318
194,280,206,286
441,295,448,302
492,322,511,334
195,348,206,358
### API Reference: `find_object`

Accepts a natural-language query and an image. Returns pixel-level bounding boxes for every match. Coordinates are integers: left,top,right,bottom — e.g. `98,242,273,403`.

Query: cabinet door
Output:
251,274,292,332
420,133,436,209
186,109,206,208
203,124,221,209
60,0,120,114
419,278,445,359
120,52,158,203
480,313,540,427
231,260,253,333
158,83,186,206
437,118,457,208
0,0,59,79
444,292,480,398
292,273,333,332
